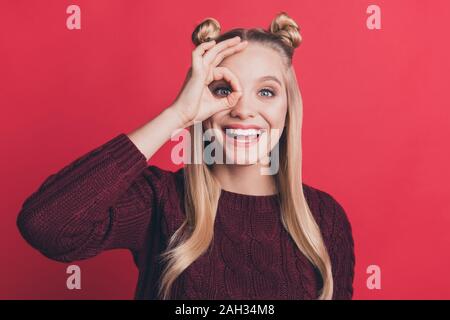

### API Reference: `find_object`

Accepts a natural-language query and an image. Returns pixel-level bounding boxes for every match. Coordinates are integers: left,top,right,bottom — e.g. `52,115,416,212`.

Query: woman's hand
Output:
170,36,248,128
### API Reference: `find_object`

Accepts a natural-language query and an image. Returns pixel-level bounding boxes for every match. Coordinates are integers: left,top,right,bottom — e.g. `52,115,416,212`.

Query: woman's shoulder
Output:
303,183,356,299
302,182,353,243
140,165,185,196
141,164,182,182
139,165,186,234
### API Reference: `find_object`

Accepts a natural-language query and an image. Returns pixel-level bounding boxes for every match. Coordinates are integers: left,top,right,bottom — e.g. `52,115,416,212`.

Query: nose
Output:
229,94,256,119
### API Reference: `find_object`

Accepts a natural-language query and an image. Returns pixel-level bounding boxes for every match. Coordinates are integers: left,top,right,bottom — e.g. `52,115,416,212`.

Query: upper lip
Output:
222,123,263,130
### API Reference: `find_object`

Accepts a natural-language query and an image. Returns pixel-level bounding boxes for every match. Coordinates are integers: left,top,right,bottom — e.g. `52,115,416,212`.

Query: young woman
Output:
17,12,355,300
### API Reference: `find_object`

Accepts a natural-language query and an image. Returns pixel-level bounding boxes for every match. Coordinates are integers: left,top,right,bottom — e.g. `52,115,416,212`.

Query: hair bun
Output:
269,12,302,48
191,17,221,46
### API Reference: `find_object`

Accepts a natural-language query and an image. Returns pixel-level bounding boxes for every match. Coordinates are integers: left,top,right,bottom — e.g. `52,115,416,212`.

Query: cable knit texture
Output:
16,133,355,300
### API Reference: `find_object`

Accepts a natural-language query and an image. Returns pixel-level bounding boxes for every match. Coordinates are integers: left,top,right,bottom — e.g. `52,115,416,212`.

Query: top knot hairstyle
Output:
191,12,302,66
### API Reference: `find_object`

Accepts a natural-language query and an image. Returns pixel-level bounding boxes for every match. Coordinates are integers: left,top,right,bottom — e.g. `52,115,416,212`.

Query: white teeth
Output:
224,128,262,137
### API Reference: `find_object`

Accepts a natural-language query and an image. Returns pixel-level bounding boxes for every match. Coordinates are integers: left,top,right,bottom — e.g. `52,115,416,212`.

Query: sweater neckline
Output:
219,188,280,212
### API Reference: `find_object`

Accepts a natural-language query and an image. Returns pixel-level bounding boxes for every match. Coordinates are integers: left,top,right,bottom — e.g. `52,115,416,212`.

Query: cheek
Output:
261,100,287,129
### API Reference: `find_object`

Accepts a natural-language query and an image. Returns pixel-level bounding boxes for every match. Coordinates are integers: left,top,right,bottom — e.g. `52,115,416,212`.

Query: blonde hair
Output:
158,11,333,300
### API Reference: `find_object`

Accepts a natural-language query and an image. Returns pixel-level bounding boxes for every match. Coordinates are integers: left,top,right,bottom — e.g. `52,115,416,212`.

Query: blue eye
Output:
259,88,275,97
213,87,232,97
213,87,276,97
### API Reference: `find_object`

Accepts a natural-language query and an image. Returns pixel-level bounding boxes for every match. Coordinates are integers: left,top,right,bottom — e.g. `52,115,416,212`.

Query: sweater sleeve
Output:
16,133,169,263
327,195,356,300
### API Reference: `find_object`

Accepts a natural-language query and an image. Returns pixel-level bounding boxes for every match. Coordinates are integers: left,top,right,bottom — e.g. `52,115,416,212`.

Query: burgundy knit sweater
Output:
16,133,355,300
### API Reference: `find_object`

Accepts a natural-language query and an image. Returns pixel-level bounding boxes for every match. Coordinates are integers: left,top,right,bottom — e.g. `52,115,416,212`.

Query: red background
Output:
1,0,449,299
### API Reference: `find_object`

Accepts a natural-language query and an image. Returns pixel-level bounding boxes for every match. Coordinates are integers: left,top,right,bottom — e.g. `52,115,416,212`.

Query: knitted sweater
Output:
16,133,355,300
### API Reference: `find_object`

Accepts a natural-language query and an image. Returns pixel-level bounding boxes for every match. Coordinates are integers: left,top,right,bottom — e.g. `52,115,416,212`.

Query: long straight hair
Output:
158,16,333,300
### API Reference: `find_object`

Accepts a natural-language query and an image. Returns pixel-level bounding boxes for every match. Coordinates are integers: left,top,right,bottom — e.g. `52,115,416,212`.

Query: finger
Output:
212,66,242,93
192,40,216,70
193,39,216,56
211,40,248,68
222,91,243,108
203,36,241,66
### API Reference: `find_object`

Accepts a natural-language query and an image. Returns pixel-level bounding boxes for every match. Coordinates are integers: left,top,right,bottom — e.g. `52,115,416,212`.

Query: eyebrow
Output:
212,75,283,87
257,75,282,87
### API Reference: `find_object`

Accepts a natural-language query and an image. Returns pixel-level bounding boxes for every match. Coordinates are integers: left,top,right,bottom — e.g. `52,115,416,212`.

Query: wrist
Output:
166,104,192,129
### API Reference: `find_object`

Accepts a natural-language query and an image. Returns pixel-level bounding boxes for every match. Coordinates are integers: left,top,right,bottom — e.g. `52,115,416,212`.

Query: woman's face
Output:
203,42,288,165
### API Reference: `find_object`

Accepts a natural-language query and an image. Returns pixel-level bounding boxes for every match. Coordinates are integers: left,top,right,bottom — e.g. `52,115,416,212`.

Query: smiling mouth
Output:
222,128,265,146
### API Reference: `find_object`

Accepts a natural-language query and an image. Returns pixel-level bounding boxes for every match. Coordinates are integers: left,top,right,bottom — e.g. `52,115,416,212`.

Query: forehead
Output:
218,42,285,83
